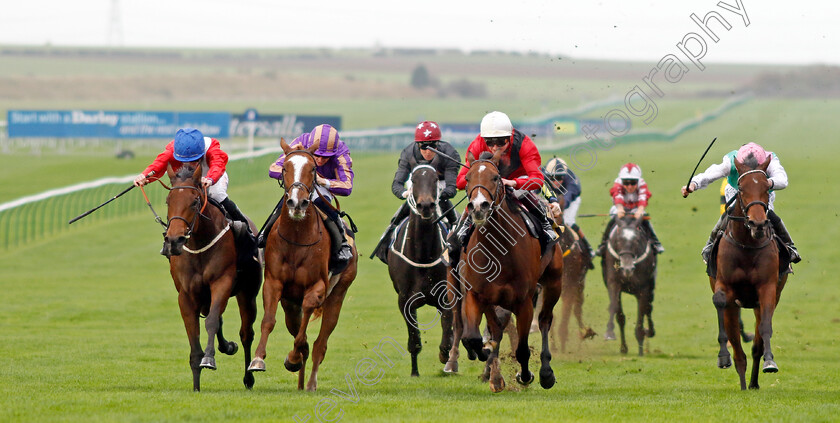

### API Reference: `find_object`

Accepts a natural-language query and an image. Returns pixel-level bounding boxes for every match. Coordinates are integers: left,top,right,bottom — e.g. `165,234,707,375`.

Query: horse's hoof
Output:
223,341,238,356
516,371,534,386
539,369,555,389
763,360,779,373
605,332,616,341
466,349,477,361
717,354,732,369
742,333,755,343
490,377,505,393
284,357,303,373
243,371,255,389
443,361,458,374
646,329,656,338
247,357,266,372
200,357,217,370
620,345,628,355
411,372,420,377
438,350,449,364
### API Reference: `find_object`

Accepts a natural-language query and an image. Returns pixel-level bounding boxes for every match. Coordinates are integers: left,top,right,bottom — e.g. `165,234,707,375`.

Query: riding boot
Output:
768,210,801,263
701,214,727,264
370,202,410,262
572,223,595,269
641,219,665,254
221,197,250,228
256,203,282,248
324,214,353,274
522,191,559,242
596,216,617,257
446,213,472,266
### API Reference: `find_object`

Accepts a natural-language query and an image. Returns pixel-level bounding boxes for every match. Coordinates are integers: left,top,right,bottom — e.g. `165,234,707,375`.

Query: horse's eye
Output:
465,175,470,182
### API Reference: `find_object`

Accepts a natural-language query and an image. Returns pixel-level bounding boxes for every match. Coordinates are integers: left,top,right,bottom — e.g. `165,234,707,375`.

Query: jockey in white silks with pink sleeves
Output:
682,142,800,264
258,124,354,273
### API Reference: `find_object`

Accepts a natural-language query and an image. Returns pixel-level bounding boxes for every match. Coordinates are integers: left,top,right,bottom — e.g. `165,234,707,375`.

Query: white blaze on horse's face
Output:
286,154,311,220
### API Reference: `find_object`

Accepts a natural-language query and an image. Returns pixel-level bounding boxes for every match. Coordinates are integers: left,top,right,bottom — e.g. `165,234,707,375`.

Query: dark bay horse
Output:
446,150,561,392
711,155,787,390
163,163,261,391
248,138,358,391
387,164,453,377
601,215,657,356
555,220,596,353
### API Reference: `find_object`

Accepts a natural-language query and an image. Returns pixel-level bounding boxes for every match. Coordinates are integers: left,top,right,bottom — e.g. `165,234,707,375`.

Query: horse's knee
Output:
712,290,726,309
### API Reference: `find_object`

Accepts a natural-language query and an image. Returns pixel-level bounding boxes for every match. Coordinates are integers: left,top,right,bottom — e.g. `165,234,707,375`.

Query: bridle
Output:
406,165,442,217
727,169,770,230
606,220,652,268
166,184,208,240
466,159,504,213
276,148,323,247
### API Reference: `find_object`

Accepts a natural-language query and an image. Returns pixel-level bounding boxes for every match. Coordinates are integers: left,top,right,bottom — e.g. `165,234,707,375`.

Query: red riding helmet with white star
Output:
415,121,442,142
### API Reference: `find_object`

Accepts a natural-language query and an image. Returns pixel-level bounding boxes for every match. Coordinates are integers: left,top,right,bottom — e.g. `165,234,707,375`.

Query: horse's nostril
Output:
480,201,491,210
467,203,474,211
300,199,310,208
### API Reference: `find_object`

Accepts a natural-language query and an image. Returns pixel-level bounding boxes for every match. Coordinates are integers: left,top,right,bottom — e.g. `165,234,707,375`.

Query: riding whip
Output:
683,137,717,198
424,146,469,169
68,171,155,224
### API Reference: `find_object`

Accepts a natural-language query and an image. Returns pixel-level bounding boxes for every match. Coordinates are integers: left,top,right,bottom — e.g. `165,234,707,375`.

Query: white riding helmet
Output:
480,111,513,138
618,163,642,180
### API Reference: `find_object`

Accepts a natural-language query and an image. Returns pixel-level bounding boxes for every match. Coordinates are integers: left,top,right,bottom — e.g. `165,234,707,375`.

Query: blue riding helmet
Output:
173,128,206,162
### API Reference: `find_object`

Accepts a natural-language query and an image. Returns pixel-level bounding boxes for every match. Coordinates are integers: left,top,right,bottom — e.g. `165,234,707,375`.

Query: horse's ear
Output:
466,151,476,165
491,147,504,165
759,154,771,172
733,158,747,176
280,138,290,154
166,163,175,181
307,137,320,155
191,161,202,182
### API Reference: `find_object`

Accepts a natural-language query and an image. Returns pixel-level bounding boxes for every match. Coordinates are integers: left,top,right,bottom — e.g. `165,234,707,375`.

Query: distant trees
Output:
409,63,486,98
410,64,431,89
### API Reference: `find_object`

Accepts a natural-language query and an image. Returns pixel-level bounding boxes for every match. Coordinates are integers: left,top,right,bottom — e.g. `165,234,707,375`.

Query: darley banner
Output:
7,110,231,138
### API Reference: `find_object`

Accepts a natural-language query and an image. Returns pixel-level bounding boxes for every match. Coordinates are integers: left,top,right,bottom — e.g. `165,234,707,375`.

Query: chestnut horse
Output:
601,215,657,356
711,154,787,390
387,165,453,377
163,163,261,391
555,219,596,353
446,150,561,392
248,139,357,391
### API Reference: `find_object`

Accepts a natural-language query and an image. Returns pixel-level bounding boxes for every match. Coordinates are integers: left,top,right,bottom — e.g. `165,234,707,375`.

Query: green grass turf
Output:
1,98,839,422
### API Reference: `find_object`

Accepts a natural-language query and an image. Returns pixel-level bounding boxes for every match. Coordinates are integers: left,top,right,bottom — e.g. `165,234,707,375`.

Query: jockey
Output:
259,124,354,272
370,120,460,263
542,157,594,262
596,163,665,256
450,111,558,253
134,128,251,251
682,142,800,264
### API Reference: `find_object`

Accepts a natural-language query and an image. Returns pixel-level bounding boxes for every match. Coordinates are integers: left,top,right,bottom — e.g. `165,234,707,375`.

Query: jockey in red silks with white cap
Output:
682,142,800,264
596,163,665,256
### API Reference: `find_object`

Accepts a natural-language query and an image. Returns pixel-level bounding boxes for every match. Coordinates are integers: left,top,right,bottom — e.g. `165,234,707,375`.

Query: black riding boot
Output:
572,223,595,269
768,210,801,263
370,202,410,262
446,213,472,266
324,214,353,274
596,216,617,257
641,219,665,254
256,202,282,248
701,214,727,264
221,197,249,227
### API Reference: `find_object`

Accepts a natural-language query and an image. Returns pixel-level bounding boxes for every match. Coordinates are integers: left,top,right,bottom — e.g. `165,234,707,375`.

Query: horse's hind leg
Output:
712,287,732,369
289,284,322,390
201,282,233,371
484,310,505,393
557,288,574,353
237,291,258,389
178,293,203,391
307,283,350,392
538,282,562,389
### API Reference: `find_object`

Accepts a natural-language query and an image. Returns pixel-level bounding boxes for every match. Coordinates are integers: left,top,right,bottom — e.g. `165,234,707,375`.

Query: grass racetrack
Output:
1,98,839,422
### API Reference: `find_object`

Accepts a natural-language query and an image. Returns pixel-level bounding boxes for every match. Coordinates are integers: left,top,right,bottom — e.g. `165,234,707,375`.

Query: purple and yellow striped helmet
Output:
310,124,341,157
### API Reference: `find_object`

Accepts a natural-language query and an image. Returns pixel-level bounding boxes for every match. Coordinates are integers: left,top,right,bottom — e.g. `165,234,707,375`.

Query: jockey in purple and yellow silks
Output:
257,124,354,271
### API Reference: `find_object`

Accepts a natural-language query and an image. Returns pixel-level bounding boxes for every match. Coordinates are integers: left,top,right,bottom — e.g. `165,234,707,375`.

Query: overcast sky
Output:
1,0,836,65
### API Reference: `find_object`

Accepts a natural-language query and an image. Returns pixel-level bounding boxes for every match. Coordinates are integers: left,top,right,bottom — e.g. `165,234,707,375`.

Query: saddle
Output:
505,193,557,256
706,232,793,281
388,216,448,267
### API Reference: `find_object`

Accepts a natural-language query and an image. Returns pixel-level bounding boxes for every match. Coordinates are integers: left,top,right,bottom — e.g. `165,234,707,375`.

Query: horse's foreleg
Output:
201,280,232,371
513,301,534,386
712,284,731,369
724,306,747,390
236,291,258,389
757,281,779,374
482,308,505,383
439,305,454,365
398,295,422,377
635,291,652,357
557,289,573,353
616,291,627,355
249,279,283,372
749,309,765,390
460,291,488,362
605,278,620,341
215,316,238,356
178,293,203,391
538,282,562,389
444,281,462,373
307,282,350,392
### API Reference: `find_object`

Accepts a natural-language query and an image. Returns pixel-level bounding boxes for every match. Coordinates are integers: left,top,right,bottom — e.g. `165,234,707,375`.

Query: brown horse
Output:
163,163,261,391
554,219,596,353
711,154,787,390
446,150,561,392
248,138,358,391
387,165,453,377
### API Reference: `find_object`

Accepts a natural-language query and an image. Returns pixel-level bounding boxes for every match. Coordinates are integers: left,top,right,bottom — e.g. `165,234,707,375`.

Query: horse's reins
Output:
391,165,447,268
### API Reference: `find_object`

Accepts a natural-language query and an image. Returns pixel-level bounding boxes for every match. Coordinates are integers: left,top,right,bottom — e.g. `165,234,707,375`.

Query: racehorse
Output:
555,220,596,353
163,163,261,391
711,154,787,390
387,165,453,377
248,138,358,391
446,149,561,392
601,215,657,356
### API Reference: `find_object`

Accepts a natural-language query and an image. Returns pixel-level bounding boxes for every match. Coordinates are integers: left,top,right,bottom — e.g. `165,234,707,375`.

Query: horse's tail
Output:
310,307,324,321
